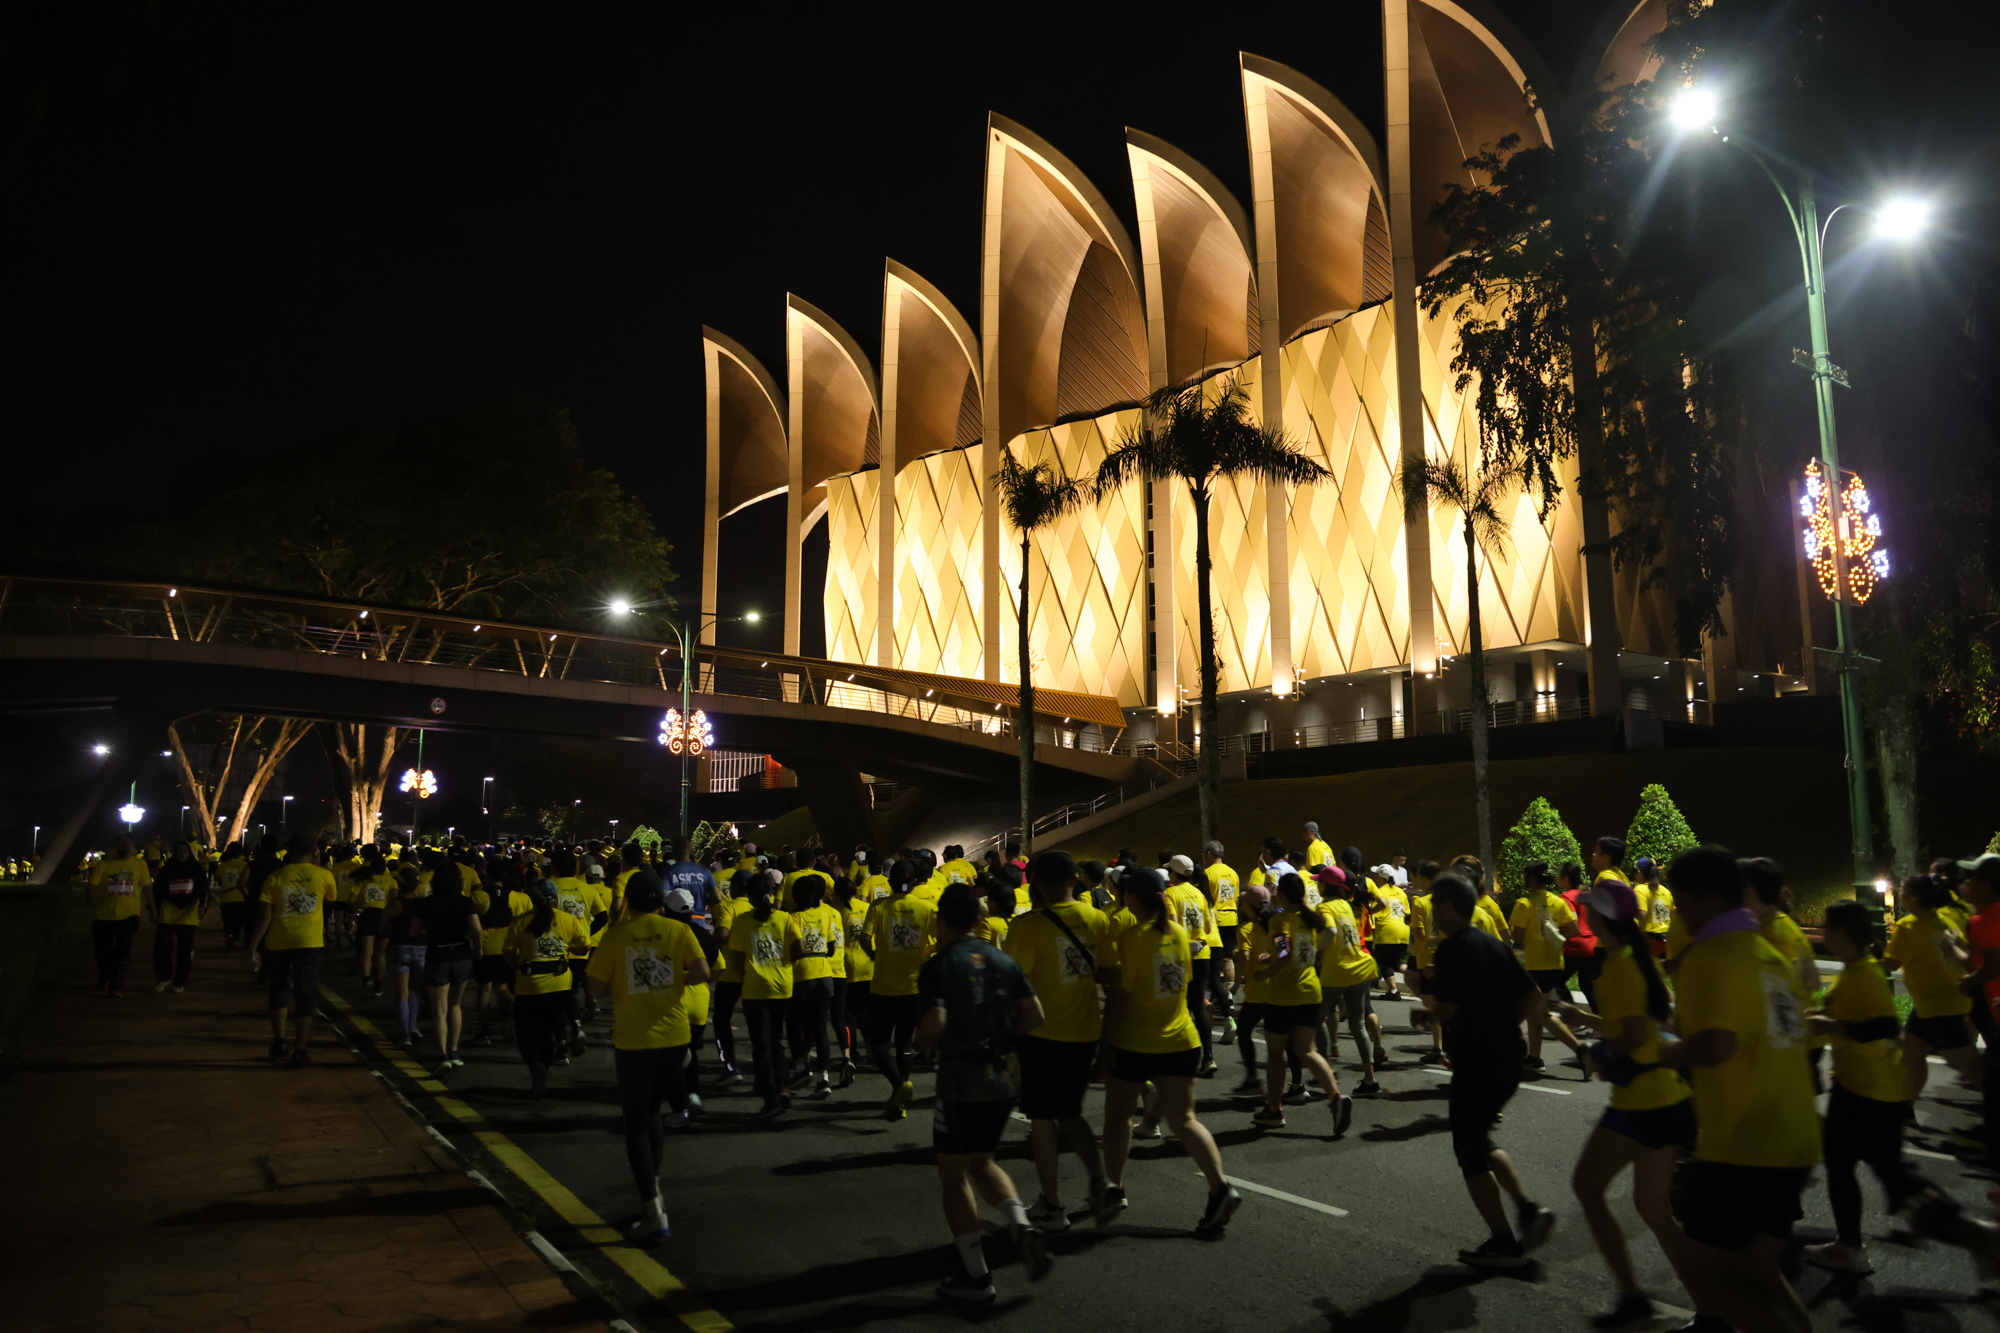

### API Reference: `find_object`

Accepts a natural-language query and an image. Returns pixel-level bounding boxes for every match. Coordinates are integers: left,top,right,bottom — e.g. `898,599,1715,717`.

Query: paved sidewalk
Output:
0,896,608,1333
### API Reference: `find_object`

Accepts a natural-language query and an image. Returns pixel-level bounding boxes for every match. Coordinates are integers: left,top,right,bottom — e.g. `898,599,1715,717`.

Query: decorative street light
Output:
118,782,145,827
658,610,756,838
399,728,436,841
1672,87,1929,892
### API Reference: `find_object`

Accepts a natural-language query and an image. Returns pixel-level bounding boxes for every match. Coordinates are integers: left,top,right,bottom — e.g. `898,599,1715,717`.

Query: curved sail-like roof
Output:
1580,0,1669,94
786,293,880,520
704,327,787,521
1240,54,1393,348
883,259,981,461
1125,129,1255,388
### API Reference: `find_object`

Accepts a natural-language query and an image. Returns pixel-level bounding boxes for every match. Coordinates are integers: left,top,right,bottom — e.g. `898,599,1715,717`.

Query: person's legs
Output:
152,922,175,985
828,978,848,1076
711,980,741,1077
1186,957,1212,1068
864,1000,904,1089
1154,1077,1224,1192
1234,1000,1263,1084
1338,985,1375,1081
804,980,833,1080
266,951,292,1047
173,924,196,987
93,920,116,986
1572,1126,1647,1296
428,985,452,1062
1292,1024,1341,1100
615,1047,673,1234
1101,1077,1142,1186
109,917,138,991
285,950,321,1057
1822,1087,1867,1250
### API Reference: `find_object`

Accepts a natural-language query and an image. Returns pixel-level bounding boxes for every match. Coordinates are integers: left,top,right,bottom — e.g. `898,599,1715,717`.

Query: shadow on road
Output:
1319,1263,1538,1333
154,1184,492,1225
1359,1114,1452,1144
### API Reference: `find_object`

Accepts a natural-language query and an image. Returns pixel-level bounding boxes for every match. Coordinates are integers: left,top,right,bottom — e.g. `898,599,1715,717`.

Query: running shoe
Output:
155,981,170,993
1356,1080,1381,1097
809,1078,832,1100
268,1039,288,1060
448,1054,466,1069
715,1070,745,1088
786,1067,816,1092
686,1093,705,1117
1196,1184,1242,1234
754,1098,786,1120
1131,1120,1163,1140
1027,1197,1072,1233
663,1109,691,1130
1370,1045,1389,1070
1516,1200,1556,1253
1251,1108,1286,1129
287,1049,312,1069
936,1271,996,1304
835,1062,855,1090
1012,1221,1053,1281
1282,1083,1311,1105
627,1215,671,1243
1092,1184,1128,1226
1801,1242,1873,1274
1230,1074,1264,1096
1458,1236,1529,1269
171,985,185,993
1590,1293,1658,1329
1196,1056,1219,1079
1332,1094,1354,1138
1522,1054,1546,1072
883,1079,915,1121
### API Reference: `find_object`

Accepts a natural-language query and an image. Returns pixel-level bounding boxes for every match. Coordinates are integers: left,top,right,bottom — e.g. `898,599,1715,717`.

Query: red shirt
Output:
1562,888,1598,958
1968,902,2000,1002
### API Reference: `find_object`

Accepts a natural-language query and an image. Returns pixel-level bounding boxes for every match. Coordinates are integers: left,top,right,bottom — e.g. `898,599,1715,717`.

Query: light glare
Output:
1874,197,1930,241
1671,87,1718,131
610,599,631,615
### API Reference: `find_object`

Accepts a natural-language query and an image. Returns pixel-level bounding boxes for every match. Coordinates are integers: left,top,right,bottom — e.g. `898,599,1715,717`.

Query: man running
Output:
918,881,1051,1303
247,835,338,1068
1428,872,1558,1268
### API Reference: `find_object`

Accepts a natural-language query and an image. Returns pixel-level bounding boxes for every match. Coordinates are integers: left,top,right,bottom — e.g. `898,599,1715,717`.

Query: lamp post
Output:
1673,90,1928,893
281,794,293,837
659,610,757,838
481,776,494,843
399,729,436,843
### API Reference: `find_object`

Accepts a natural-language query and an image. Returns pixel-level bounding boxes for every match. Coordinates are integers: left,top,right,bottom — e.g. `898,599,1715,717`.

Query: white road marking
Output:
1420,1067,1573,1095
524,1230,576,1273
1906,1147,1957,1162
1213,1172,1350,1218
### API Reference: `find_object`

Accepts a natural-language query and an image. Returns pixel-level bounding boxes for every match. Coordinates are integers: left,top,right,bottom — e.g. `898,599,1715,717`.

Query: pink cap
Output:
1582,876,1639,921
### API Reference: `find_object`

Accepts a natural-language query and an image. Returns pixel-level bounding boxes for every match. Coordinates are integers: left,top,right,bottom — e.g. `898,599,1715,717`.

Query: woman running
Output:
378,865,429,1046
1249,873,1352,1134
1553,877,1693,1328
1884,873,1980,1098
974,872,1014,947
861,857,937,1119
418,863,484,1071
786,871,843,1098
1313,866,1382,1094
506,877,590,1097
150,840,210,993
216,841,250,950
353,846,392,996
471,860,528,1046
727,871,801,1117
1094,867,1240,1234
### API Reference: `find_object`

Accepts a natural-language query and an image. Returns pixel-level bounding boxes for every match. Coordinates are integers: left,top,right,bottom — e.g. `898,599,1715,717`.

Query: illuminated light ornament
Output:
1803,460,1887,605
399,768,438,799
118,802,146,825
658,708,713,756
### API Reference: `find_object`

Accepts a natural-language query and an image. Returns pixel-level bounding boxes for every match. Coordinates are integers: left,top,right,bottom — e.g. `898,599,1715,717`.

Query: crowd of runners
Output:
76,822,2000,1326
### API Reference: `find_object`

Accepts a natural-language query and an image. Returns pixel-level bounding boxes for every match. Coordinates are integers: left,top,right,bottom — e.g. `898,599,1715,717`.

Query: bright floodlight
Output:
93,744,109,756
610,598,632,615
1874,197,1930,241
1671,87,1718,131
745,610,761,622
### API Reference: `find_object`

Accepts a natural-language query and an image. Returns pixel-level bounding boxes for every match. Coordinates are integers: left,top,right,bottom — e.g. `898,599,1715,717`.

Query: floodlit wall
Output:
823,468,879,668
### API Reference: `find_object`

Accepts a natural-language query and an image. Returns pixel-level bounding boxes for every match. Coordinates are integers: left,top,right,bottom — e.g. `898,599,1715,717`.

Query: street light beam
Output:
1670,87,1718,131
1874,196,1930,241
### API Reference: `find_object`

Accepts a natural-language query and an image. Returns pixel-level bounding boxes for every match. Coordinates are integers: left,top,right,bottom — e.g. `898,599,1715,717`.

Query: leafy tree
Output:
185,404,674,842
1496,797,1584,912
998,450,1089,855
1399,452,1519,877
629,824,665,859
1097,379,1331,845
1623,783,1699,875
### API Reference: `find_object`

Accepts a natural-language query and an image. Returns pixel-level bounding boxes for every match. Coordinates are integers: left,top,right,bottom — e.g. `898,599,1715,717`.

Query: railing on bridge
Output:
0,576,1129,750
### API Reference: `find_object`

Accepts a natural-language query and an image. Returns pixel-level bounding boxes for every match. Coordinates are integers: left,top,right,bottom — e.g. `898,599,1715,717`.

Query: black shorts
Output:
1217,924,1239,952
1906,1011,1974,1052
264,947,324,1008
1600,1100,1697,1152
1527,968,1570,996
1263,1002,1323,1036
1370,943,1407,976
933,1097,1015,1156
1416,967,1435,995
473,954,513,985
357,907,384,936
864,991,926,1042
1675,1159,1811,1249
1109,1045,1200,1084
423,948,474,988
1447,1058,1521,1177
1017,1034,1097,1121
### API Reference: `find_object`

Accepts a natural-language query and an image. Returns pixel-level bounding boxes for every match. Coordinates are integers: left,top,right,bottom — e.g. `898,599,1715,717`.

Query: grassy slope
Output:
1048,746,1858,922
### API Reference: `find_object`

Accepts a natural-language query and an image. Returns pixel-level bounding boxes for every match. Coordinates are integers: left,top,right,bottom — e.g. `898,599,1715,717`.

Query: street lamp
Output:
1671,86,1929,892
659,609,756,839
609,818,620,842
399,728,436,842
281,794,293,835
118,783,145,828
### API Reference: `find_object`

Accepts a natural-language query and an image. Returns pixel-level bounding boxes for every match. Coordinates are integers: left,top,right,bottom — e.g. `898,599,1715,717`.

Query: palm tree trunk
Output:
1017,532,1035,857
1465,517,1492,876
1193,485,1221,846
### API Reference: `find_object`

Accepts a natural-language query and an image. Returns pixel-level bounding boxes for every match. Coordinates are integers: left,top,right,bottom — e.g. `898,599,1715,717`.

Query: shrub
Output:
1496,797,1583,911
1624,783,1699,875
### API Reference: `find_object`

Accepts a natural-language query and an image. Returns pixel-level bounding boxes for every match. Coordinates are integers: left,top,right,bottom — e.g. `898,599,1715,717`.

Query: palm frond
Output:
999,450,1090,533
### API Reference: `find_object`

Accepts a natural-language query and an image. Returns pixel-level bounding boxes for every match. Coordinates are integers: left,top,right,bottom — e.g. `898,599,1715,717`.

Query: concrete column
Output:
1243,72,1293,701
1529,648,1557,717
702,342,721,648
877,281,902,669
783,310,806,659
1667,659,1693,722
1702,590,1740,710
979,135,1007,683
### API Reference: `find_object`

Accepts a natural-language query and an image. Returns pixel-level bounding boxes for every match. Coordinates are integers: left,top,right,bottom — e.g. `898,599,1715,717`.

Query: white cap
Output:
1167,854,1195,879
663,887,695,914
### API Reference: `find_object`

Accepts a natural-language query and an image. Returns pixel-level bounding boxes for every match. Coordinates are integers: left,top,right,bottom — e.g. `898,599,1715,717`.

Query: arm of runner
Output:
247,900,271,966
586,974,612,1000
1012,992,1045,1035
914,1000,944,1053
686,954,712,986
1656,1028,1736,1068
1962,942,2000,994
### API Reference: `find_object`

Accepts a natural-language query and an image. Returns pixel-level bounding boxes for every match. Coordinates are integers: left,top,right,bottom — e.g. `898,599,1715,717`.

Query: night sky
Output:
3,0,1995,661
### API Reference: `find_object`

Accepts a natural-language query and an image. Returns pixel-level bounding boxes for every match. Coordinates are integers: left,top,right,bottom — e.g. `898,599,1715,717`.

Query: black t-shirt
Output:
917,937,1035,1102
1430,926,1536,1063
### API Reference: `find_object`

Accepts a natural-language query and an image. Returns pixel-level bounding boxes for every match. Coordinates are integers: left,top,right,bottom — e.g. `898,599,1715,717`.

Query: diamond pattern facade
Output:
891,449,986,680
823,469,878,667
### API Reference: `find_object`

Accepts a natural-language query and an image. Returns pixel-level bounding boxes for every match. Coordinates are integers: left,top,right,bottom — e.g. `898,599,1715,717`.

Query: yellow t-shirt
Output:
1594,944,1690,1111
154,865,207,926
912,871,947,907
713,895,747,984
941,857,978,887
778,869,810,911
1164,881,1217,958
216,857,248,904
791,903,844,981
1317,899,1378,988
863,894,936,996
1761,912,1818,1002
1674,927,1821,1167
587,914,708,1048
1409,891,1436,967
1109,920,1200,1054
506,911,590,995
842,900,875,982
1509,889,1578,972
1204,861,1240,927
1012,884,1033,916
1260,906,1323,1006
586,880,615,944
727,909,799,1001
1004,900,1112,1043
1304,839,1334,871
1664,911,1692,962
357,872,395,909
1472,896,1508,940
551,877,593,937
1369,881,1411,945
1887,911,1972,1018
1642,883,1675,936
473,889,535,955
857,874,891,902
89,857,152,920
974,914,1011,947
1824,959,1908,1104
261,862,336,950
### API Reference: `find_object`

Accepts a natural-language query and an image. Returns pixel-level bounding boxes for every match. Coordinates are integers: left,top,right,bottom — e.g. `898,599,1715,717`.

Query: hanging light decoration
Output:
658,707,713,756
1800,460,1887,606
399,768,438,799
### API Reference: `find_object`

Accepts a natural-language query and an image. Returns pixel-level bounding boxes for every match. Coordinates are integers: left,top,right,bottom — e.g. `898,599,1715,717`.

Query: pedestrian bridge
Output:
0,575,1169,878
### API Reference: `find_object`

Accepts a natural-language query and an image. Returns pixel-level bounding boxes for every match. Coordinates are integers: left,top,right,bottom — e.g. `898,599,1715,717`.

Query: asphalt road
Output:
322,969,2000,1333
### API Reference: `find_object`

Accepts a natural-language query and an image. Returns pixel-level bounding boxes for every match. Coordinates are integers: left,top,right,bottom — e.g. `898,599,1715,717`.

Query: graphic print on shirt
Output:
283,885,318,917
1058,941,1092,981
752,929,785,965
1388,899,1407,920
558,890,588,921
801,926,828,957
1761,969,1806,1048
1181,901,1205,934
1155,952,1186,998
532,932,568,961
1336,917,1360,951
889,916,922,950
1649,895,1672,928
624,946,675,993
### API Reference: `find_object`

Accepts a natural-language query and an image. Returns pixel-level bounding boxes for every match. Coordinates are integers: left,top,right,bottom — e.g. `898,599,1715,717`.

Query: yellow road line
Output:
320,984,732,1331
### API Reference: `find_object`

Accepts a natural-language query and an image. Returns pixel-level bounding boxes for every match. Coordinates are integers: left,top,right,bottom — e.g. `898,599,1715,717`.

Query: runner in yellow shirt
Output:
973,874,1013,948
861,859,937,1118
471,870,534,1046
89,836,153,995
506,879,591,1097
1507,862,1587,1076
1407,861,1445,1062
833,877,873,1088
1201,841,1241,1047
1247,873,1352,1134
1165,855,1222,1078
1315,865,1383,1093
1884,874,1978,1098
726,873,801,1119
1634,858,1674,955
247,836,339,1068
215,842,250,949
1743,858,1821,1006
786,873,845,1098
1366,859,1412,1000
710,870,752,1088
1302,822,1334,873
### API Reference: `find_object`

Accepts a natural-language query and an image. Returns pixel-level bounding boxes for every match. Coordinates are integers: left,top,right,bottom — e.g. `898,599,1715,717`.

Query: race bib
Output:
1154,953,1186,998
624,946,676,993
167,879,194,897
105,874,135,896
1761,971,1805,1049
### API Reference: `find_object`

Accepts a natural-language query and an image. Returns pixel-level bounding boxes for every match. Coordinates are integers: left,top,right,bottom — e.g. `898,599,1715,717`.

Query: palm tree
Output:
1096,378,1331,845
998,449,1090,855
1398,452,1519,876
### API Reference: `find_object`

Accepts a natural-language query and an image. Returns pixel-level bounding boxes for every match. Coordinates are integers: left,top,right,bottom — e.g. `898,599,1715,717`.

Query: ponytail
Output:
750,873,777,922
1606,914,1670,1023
1277,873,1324,932
1123,868,1170,932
